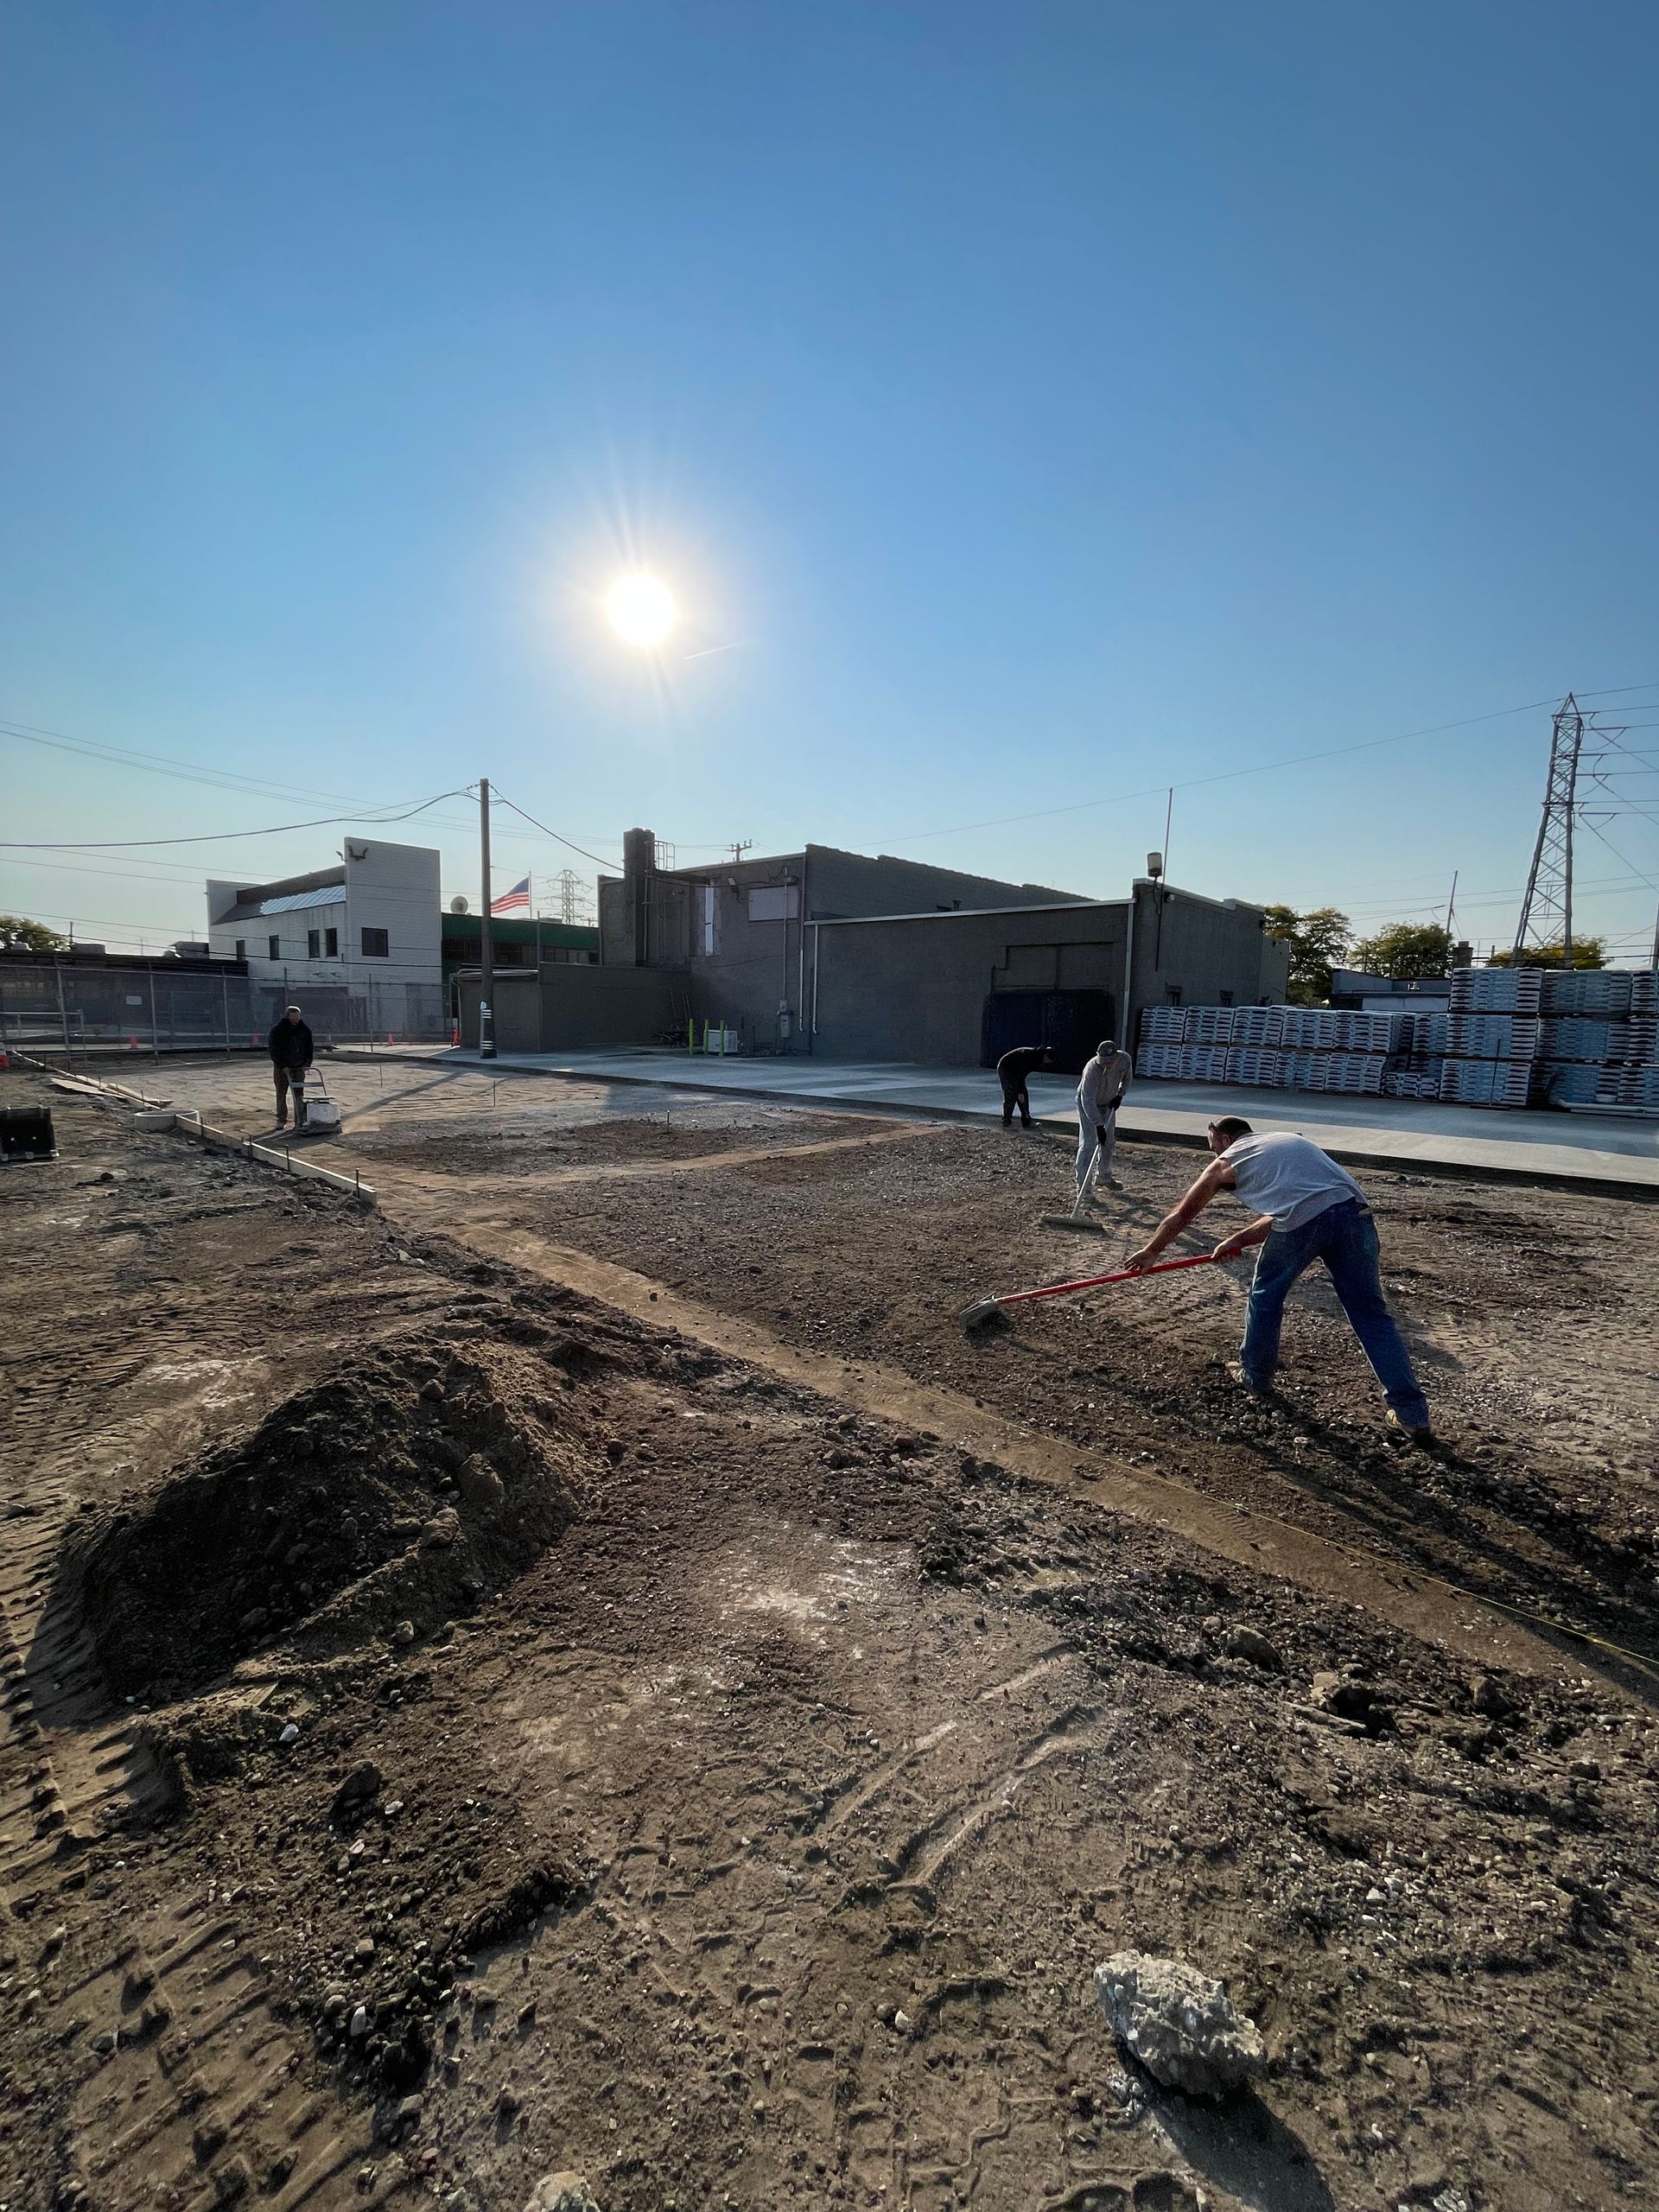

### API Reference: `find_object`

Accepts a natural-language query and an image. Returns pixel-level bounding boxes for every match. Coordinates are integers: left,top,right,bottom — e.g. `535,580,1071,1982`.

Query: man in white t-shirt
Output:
1124,1116,1431,1438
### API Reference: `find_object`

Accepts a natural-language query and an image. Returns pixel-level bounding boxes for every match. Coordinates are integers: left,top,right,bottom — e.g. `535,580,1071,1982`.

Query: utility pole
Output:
1513,695,1585,968
1443,869,1459,944
478,778,497,1059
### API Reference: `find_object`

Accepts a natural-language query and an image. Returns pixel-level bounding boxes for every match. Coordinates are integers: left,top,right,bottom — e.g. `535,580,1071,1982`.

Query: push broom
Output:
1039,1139,1109,1233
959,1250,1217,1329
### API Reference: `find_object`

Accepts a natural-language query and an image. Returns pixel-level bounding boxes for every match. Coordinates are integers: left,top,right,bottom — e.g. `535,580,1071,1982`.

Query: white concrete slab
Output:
333,1045,1659,1193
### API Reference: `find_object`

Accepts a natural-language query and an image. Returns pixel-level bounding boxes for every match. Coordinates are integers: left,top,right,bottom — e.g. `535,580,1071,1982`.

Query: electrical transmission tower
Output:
556,868,582,926
1512,694,1585,966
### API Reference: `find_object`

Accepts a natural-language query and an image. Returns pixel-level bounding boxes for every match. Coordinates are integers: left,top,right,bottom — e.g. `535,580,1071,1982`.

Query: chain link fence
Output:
0,963,450,1062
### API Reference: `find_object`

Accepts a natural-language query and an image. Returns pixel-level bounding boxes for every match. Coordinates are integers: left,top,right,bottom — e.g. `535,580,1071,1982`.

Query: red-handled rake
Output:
959,1250,1217,1329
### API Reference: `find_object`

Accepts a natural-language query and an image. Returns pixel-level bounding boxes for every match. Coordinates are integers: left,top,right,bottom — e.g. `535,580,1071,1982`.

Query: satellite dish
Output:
449,895,469,914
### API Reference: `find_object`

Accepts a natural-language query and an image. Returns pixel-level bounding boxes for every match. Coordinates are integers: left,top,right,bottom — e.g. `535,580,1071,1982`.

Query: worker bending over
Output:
1125,1116,1432,1439
996,1042,1055,1128
1076,1037,1132,1199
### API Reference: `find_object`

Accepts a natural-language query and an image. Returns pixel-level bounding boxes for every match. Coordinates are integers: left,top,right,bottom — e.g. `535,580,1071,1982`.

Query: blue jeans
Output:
1240,1197,1430,1428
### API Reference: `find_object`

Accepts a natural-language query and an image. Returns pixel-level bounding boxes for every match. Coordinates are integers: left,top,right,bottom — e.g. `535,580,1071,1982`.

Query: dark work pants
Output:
1240,1197,1429,1427
273,1064,306,1123
1000,1075,1032,1127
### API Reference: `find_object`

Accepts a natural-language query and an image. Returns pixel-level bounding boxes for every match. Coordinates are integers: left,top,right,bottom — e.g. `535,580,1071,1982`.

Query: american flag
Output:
490,876,531,915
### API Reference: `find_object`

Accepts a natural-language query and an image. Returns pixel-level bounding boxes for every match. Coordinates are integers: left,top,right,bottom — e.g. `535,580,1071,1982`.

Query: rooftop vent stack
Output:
622,828,657,880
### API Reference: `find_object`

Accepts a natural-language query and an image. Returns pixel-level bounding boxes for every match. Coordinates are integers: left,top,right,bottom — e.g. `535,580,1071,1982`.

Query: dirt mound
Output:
73,1333,594,1698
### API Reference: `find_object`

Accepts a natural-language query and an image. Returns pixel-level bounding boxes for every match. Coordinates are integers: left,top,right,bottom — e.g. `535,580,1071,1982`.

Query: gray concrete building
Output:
599,830,1090,1054
577,830,1287,1068
810,880,1287,1065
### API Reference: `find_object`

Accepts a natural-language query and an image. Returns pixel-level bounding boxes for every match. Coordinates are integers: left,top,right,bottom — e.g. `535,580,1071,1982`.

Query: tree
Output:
1485,938,1608,970
1348,922,1453,981
1262,905,1351,1004
0,913,68,953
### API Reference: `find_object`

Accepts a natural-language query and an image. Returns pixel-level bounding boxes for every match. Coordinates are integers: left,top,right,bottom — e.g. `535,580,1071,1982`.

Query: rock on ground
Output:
1093,1949,1266,2099
524,2177,601,2212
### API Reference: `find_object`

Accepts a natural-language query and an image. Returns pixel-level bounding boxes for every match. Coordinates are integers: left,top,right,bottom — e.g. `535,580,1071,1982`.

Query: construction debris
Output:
1092,1949,1267,2098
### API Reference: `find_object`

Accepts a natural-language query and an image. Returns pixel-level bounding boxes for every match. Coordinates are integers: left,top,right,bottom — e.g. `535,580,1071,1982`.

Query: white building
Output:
207,839,443,1033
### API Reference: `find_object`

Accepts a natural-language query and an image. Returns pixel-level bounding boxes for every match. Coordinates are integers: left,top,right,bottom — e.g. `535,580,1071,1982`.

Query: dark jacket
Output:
268,1018,315,1071
996,1046,1050,1087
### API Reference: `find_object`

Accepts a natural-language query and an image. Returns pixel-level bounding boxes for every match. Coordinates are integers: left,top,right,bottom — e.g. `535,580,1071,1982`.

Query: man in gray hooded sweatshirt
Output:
1076,1036,1133,1201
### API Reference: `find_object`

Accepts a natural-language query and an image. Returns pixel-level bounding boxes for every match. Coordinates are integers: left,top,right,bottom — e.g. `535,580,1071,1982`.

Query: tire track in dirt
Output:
400,1122,933,1187
0,1107,407,2212
366,1162,1594,1688
11,1885,372,2212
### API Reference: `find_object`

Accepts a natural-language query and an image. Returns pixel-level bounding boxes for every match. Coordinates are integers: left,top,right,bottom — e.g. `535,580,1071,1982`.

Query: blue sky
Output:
3,1,1657,959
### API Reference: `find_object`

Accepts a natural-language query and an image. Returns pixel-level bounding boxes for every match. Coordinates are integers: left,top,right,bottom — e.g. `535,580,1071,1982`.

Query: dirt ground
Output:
3,1055,1658,2212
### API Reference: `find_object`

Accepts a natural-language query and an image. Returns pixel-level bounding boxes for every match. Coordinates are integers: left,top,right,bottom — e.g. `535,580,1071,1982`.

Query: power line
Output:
1577,816,1659,894
0,854,219,889
870,691,1589,849
1,716,379,810
2,711,623,856
487,790,615,870
0,790,474,852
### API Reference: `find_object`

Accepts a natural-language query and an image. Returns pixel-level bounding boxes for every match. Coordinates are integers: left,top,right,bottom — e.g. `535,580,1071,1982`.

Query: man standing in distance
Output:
267,1005,315,1130
1076,1036,1133,1199
1124,1116,1432,1438
995,1041,1055,1129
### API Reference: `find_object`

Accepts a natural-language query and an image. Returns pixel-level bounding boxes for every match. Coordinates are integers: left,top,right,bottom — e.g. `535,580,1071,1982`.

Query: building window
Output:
234,938,246,961
361,926,390,958
307,928,321,958
747,884,798,923
268,934,281,962
697,882,717,956
325,927,338,957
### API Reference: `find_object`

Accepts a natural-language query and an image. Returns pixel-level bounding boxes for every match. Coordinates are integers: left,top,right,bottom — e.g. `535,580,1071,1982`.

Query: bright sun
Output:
606,574,677,648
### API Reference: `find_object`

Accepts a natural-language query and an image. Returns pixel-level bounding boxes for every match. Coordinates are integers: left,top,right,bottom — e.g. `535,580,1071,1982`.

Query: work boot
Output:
1386,1409,1434,1445
1223,1361,1272,1400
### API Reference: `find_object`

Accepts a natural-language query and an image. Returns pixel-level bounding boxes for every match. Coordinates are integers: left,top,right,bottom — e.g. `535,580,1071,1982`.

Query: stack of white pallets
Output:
1224,1047,1284,1086
1449,967,1544,1014
1135,969,1658,1112
1139,1005,1189,1045
1440,1055,1535,1107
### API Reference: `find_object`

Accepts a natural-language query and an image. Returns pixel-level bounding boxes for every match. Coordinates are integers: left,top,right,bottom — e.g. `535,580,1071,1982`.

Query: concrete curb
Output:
32,1054,376,1205
175,1111,378,1205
